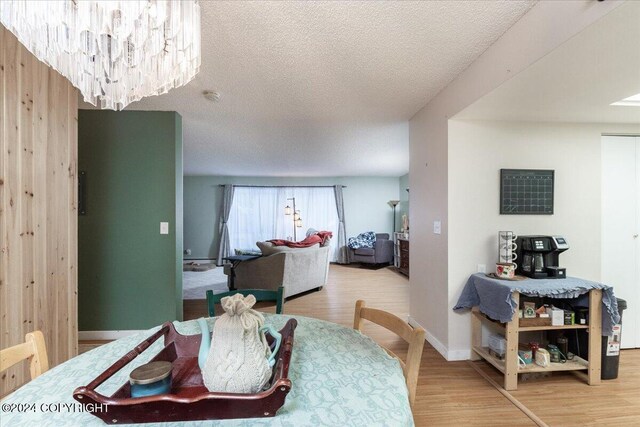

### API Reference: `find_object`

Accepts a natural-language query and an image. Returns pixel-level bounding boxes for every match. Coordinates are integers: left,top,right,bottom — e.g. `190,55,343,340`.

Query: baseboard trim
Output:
447,349,472,361
407,316,471,361
79,330,144,340
408,316,448,359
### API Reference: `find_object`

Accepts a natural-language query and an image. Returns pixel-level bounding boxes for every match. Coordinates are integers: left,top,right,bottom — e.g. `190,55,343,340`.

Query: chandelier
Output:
0,1,201,110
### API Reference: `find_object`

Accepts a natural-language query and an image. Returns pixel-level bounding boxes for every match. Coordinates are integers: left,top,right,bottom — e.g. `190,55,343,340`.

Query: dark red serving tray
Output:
73,319,297,424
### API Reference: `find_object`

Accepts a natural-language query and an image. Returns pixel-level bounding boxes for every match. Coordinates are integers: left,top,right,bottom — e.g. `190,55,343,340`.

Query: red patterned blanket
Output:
268,231,333,248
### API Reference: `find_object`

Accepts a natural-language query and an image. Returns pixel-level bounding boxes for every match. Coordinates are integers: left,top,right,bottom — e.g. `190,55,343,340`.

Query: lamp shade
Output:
285,205,292,215
295,218,303,228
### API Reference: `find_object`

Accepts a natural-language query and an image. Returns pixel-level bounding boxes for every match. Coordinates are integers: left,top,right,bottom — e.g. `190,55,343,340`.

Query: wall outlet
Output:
477,264,486,273
160,222,169,235
433,220,441,235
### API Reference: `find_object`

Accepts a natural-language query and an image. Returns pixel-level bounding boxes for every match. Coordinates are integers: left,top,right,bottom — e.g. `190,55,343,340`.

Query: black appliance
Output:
516,235,569,279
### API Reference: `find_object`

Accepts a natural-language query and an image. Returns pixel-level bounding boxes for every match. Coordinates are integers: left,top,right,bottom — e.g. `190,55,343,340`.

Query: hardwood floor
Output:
186,264,640,426
92,264,640,426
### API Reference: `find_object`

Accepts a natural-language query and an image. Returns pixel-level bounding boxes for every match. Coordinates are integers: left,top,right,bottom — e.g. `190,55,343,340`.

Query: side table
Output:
223,255,260,290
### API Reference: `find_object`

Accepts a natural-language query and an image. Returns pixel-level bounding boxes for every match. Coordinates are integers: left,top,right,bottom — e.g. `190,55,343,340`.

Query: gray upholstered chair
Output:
348,233,394,265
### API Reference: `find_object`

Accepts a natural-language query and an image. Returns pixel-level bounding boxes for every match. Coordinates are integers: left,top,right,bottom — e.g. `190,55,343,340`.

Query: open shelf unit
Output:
472,311,590,332
472,346,589,373
471,289,603,390
393,232,409,277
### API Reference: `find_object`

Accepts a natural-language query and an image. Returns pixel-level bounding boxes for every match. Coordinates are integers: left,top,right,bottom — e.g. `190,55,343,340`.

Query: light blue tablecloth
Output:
453,273,620,335
0,315,413,427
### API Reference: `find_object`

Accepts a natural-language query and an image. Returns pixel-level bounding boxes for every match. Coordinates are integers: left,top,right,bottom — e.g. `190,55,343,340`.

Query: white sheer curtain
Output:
228,186,340,261
291,187,340,262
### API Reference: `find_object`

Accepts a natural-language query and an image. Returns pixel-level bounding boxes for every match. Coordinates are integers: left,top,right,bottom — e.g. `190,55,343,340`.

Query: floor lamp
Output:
389,200,400,233
285,197,303,241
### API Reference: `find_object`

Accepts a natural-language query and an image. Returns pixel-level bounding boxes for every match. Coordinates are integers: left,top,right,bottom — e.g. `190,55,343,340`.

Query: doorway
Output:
601,135,640,348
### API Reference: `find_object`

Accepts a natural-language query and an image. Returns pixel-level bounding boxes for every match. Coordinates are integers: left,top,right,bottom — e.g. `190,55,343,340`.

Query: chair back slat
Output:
353,300,425,408
206,286,284,317
359,307,416,343
1,331,49,385
1,342,33,372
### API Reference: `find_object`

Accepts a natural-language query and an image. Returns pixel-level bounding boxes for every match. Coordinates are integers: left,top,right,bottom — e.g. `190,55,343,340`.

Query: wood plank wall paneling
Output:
0,26,78,397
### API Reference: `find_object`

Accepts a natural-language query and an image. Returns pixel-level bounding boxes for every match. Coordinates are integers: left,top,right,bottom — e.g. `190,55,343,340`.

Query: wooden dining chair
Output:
206,286,285,317
0,331,49,383
353,300,425,407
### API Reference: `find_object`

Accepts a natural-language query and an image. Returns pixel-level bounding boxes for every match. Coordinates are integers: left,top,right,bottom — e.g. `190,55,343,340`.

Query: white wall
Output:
408,0,624,360
447,120,640,357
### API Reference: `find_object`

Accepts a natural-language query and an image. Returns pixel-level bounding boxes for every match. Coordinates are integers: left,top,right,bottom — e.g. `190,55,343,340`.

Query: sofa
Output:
227,241,330,298
348,233,394,265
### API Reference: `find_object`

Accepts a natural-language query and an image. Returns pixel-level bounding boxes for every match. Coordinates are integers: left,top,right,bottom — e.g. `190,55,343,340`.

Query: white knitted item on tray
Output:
202,294,273,393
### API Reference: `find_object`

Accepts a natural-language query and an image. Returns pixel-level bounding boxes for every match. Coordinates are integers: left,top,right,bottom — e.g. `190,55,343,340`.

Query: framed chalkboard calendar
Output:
500,169,554,215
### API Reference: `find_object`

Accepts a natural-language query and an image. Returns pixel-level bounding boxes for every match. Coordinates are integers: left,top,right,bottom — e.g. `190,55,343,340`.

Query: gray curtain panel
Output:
334,185,348,264
216,184,235,266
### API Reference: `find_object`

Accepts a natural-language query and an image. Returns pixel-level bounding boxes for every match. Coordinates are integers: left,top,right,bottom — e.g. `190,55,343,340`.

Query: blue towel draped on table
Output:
453,273,620,335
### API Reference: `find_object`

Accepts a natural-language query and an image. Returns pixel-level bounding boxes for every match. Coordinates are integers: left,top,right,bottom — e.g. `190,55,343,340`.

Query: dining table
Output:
0,314,414,426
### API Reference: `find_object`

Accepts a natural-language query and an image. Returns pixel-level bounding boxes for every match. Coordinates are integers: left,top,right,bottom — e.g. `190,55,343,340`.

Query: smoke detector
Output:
203,90,221,102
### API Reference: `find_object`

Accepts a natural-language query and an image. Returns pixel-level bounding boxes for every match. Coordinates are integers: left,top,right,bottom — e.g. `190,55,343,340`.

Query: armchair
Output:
349,233,394,265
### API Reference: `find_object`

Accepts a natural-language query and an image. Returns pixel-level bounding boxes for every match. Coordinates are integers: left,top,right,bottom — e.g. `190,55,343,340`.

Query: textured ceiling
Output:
457,1,640,124
88,1,537,176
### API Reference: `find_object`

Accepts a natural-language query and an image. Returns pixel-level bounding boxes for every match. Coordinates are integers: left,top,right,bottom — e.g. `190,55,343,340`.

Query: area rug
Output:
183,268,228,300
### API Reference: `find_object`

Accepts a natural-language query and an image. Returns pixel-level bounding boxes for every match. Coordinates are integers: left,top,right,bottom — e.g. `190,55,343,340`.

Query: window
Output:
228,187,339,261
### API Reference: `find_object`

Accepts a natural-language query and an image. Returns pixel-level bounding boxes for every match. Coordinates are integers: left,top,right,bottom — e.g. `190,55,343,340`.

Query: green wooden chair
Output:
206,286,285,317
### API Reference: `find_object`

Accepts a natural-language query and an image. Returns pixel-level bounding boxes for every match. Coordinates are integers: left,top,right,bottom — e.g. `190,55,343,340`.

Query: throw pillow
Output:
256,241,277,255
348,231,376,249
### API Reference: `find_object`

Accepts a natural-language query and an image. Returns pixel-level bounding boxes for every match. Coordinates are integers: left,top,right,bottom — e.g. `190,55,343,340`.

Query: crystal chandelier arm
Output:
0,0,201,110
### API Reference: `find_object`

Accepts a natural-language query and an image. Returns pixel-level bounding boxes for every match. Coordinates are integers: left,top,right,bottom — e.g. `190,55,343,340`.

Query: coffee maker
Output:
516,236,569,279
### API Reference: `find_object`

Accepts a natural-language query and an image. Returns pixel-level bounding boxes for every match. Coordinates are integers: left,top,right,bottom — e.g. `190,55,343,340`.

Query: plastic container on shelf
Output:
488,333,507,358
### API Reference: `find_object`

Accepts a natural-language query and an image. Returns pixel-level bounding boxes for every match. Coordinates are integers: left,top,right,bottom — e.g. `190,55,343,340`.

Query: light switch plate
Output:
433,220,441,235
160,222,169,235
477,264,486,273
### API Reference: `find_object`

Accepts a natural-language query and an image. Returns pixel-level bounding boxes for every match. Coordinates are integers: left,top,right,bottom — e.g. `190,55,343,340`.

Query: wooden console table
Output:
471,289,602,390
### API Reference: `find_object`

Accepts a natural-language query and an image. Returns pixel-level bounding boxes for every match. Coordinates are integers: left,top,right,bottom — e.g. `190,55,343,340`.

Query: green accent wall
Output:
174,118,184,322
183,176,404,260
78,111,183,331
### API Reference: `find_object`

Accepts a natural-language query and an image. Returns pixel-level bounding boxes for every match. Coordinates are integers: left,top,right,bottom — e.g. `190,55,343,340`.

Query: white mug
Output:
499,232,518,242
500,242,518,252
